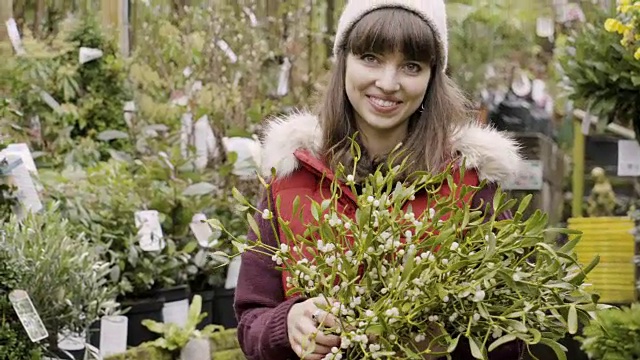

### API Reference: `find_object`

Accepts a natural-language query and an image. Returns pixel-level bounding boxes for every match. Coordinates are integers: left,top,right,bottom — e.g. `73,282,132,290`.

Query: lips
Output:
367,95,402,114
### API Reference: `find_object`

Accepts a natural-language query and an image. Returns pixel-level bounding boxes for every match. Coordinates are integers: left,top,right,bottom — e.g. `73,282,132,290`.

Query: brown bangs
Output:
345,8,438,64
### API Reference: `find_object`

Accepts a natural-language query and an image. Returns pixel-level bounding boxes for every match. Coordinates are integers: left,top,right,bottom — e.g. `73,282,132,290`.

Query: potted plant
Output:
557,8,640,139
0,245,44,360
577,304,640,359
1,203,118,358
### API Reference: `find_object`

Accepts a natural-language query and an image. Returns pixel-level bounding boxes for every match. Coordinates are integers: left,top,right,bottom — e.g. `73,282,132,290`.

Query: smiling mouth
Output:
367,96,402,108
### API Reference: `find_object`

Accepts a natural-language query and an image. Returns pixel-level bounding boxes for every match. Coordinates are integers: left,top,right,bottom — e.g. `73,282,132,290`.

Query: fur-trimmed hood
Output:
260,112,522,184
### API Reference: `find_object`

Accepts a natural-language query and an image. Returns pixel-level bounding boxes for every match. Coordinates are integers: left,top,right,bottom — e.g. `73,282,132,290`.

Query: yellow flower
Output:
621,0,631,6
605,18,619,32
621,5,632,13
635,47,640,60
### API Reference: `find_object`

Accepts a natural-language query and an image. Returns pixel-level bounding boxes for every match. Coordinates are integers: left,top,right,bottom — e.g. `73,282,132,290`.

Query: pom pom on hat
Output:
333,0,449,69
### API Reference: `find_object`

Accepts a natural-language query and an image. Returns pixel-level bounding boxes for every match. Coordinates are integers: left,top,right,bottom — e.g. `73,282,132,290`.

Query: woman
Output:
234,1,524,359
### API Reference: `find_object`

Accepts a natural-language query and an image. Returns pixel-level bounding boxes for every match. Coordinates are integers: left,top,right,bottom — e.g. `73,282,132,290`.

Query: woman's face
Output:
345,51,431,137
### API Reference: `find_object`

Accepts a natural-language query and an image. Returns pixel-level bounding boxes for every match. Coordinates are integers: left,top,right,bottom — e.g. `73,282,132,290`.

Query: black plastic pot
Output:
212,286,237,328
192,289,215,330
157,284,190,304
121,296,165,347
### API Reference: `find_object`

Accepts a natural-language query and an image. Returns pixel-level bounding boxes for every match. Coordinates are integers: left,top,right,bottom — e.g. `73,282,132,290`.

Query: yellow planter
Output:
568,216,636,304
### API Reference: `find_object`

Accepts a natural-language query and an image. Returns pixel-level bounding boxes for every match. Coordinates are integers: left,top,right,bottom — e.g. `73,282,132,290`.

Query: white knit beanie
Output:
333,0,449,69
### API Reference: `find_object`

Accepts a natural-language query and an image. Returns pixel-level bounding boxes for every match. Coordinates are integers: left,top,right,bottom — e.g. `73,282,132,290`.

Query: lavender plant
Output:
211,149,601,360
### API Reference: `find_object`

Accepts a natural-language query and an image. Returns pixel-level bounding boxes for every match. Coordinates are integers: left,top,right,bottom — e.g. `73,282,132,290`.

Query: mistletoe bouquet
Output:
211,151,600,360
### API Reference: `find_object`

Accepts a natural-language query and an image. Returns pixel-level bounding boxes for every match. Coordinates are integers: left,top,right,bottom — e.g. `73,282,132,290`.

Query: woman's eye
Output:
404,63,421,73
361,54,378,63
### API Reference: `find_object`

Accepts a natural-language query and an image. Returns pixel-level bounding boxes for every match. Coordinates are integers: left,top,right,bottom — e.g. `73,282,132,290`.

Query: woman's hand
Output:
287,297,341,360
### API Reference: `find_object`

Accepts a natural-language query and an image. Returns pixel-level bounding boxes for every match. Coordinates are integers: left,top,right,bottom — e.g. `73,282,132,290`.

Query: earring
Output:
419,103,425,112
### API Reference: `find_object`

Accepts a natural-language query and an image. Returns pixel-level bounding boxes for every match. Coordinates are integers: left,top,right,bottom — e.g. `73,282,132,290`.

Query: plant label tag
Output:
535,17,554,38
79,47,104,64
135,210,165,251
617,140,640,176
99,316,128,356
277,57,292,97
5,18,26,55
225,256,242,289
216,39,238,63
0,155,43,218
502,160,543,190
2,143,38,174
39,91,61,112
162,298,189,327
180,112,194,159
194,115,219,169
57,330,85,351
243,7,258,27
9,290,48,342
190,213,219,248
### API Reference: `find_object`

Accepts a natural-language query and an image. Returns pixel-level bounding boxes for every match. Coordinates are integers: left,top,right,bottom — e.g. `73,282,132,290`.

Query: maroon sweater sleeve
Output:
234,192,305,360
471,182,513,221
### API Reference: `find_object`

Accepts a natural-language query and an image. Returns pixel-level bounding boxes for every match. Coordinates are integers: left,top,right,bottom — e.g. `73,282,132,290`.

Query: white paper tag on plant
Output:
194,115,218,169
57,330,85,351
536,17,554,38
617,140,640,176
99,316,128,356
190,213,219,248
39,91,61,112
216,39,238,63
2,143,38,174
277,57,292,97
1,155,43,217
79,47,104,64
9,290,48,342
135,210,165,251
225,256,242,289
581,110,591,135
243,7,258,26
5,18,26,55
180,112,194,159
162,299,189,327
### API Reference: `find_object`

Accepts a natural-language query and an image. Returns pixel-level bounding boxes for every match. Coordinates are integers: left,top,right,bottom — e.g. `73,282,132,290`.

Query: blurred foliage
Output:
557,9,640,136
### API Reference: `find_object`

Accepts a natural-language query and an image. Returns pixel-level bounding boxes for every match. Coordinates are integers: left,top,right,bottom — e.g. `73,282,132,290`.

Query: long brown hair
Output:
317,8,471,181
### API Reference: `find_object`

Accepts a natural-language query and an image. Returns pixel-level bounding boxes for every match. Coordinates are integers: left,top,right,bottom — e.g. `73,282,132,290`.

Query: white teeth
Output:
369,97,398,107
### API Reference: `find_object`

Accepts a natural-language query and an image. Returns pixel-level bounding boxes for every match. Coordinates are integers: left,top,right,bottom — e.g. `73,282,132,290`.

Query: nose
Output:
374,67,400,93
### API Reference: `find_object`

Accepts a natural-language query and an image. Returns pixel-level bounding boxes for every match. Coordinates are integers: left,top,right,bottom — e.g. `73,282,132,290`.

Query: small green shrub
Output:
578,304,640,360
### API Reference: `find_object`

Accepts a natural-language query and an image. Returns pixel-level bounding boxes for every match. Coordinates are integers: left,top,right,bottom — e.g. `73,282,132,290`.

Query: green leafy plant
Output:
142,294,224,354
578,304,640,360
212,147,600,359
0,14,131,168
0,245,43,360
1,203,118,354
557,10,640,139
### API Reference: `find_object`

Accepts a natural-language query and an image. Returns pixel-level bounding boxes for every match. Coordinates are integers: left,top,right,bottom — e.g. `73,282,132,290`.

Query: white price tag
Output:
189,213,220,248
162,299,189,327
216,39,238,63
617,140,640,176
79,47,104,64
9,290,48,342
276,57,292,97
1,154,43,218
5,18,26,55
225,257,242,290
502,160,543,190
2,143,38,174
134,210,165,251
99,316,128,357
39,91,61,112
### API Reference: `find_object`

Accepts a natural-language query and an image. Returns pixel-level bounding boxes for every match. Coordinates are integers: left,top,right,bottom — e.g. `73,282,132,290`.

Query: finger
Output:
314,332,341,347
312,296,336,308
310,343,333,355
318,312,340,329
